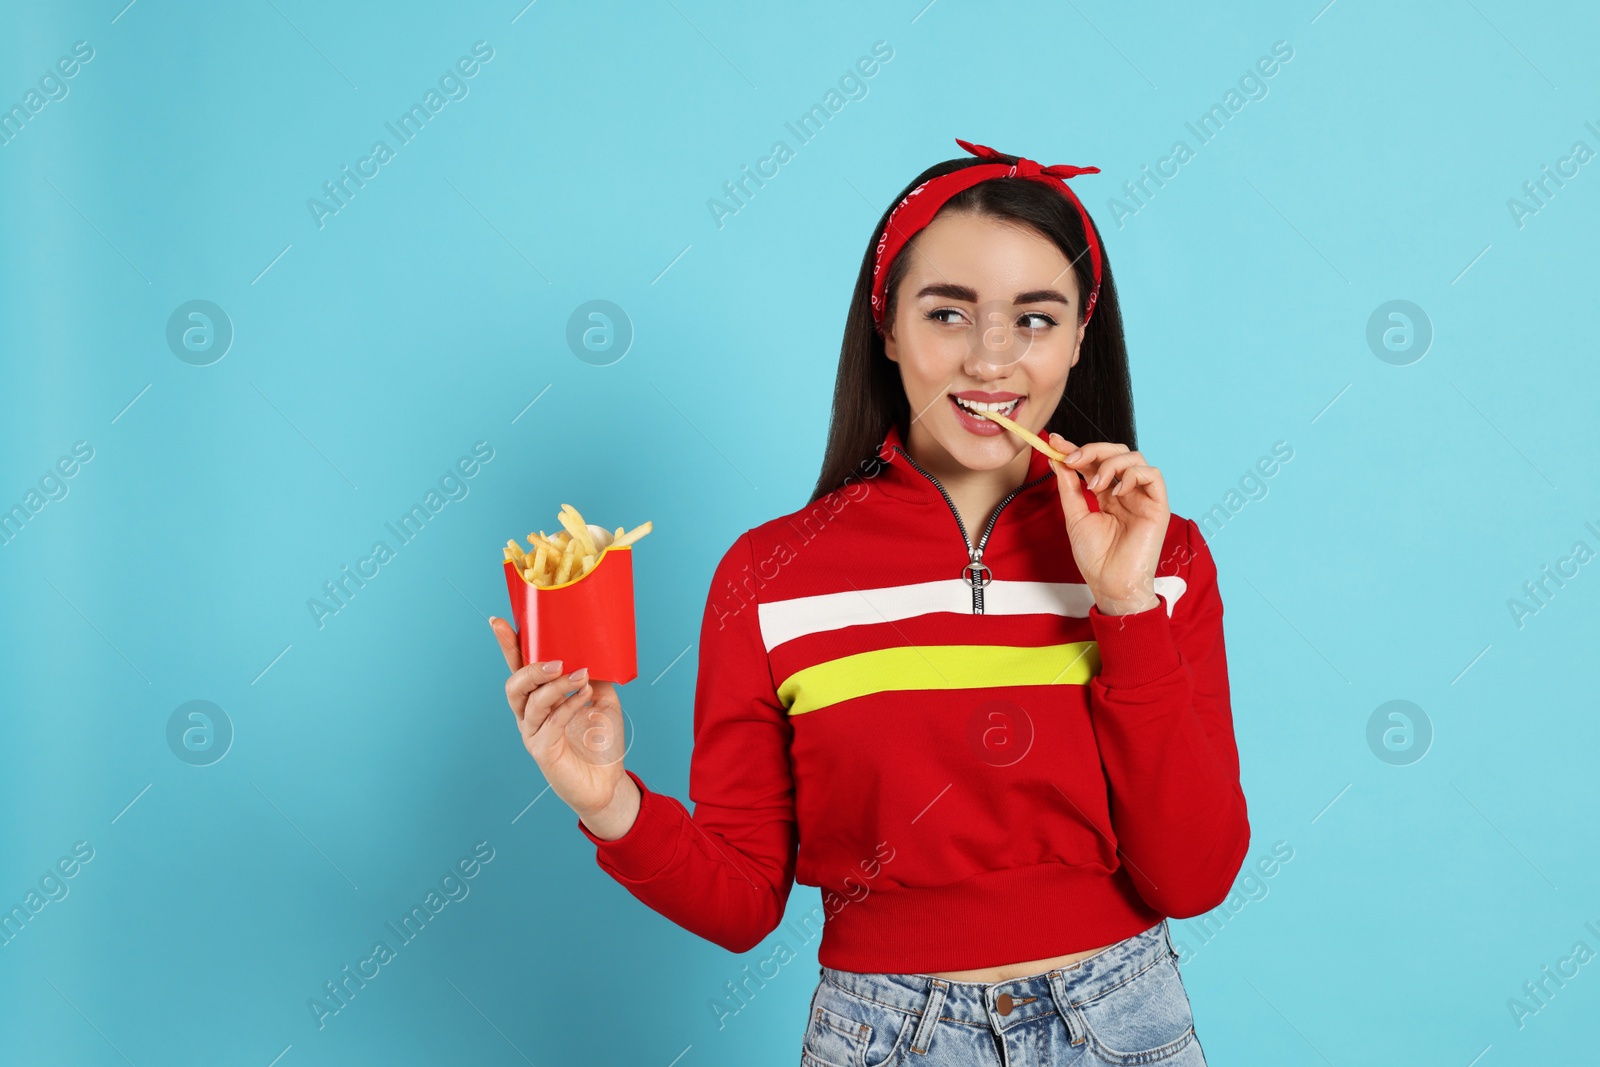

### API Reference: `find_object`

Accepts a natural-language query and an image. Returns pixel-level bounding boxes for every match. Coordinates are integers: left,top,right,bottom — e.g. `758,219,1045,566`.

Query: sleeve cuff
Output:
575,769,684,881
1088,594,1184,689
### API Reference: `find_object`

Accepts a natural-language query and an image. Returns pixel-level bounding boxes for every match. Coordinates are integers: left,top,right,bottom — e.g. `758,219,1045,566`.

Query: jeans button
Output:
996,993,1014,1015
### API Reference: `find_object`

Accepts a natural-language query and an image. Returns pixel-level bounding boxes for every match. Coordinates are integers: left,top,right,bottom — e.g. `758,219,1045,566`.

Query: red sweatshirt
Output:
576,423,1250,973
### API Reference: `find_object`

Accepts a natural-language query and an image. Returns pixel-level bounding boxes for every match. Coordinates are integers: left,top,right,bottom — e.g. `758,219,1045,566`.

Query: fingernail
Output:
1065,450,1081,463
571,666,589,682
542,660,563,673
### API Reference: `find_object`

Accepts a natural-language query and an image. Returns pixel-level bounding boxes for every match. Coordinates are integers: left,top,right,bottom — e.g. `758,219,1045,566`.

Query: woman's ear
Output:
882,320,900,364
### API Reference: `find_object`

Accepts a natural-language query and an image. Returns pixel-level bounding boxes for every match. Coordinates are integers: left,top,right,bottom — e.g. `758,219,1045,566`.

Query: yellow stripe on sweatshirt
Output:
777,642,1102,717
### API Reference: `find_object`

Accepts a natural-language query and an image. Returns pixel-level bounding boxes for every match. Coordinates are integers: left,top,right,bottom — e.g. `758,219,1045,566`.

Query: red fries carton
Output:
503,524,638,684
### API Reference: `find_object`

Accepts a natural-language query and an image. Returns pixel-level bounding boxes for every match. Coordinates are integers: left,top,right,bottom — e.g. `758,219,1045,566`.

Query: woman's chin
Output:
933,429,1022,473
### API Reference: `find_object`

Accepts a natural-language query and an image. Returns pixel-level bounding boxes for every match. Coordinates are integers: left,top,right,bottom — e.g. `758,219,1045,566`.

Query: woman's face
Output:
883,210,1085,477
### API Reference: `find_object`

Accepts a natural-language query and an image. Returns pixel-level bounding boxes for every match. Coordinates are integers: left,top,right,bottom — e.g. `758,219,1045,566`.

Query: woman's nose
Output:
980,310,1013,355
966,306,1027,375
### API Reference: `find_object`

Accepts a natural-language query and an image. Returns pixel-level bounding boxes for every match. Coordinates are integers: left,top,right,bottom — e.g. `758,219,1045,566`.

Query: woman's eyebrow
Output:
915,282,1072,306
916,282,978,302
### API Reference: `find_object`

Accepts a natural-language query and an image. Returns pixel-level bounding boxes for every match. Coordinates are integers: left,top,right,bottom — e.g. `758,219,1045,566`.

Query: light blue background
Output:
3,0,1597,1064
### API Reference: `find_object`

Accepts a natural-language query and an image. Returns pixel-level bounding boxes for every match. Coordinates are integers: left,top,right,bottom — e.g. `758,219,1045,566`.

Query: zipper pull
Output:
962,553,992,614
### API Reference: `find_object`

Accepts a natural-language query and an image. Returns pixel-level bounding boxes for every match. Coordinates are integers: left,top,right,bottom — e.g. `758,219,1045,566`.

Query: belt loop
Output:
909,977,948,1054
1046,970,1084,1046
1161,919,1179,960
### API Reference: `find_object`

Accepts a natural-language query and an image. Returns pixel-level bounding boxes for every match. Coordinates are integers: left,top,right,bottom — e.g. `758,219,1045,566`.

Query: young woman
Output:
490,139,1250,1066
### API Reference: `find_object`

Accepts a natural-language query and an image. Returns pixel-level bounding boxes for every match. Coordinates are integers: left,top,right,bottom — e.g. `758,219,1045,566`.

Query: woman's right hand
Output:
489,616,638,838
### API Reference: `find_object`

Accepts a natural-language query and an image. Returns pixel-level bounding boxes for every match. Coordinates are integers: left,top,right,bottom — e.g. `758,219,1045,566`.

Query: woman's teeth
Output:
953,396,1022,417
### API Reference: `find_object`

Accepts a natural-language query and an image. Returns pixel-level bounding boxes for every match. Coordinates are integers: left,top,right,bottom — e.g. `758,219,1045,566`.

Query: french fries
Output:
975,407,1069,462
503,503,652,587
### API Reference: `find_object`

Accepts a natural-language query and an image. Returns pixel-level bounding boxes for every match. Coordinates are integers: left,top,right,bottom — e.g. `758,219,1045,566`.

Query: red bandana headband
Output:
870,138,1103,334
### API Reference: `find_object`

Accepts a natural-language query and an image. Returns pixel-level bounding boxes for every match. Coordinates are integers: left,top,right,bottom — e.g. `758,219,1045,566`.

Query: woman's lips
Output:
950,395,1023,436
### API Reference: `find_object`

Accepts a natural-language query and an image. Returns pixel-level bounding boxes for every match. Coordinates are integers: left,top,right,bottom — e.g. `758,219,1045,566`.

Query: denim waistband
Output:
818,920,1175,1036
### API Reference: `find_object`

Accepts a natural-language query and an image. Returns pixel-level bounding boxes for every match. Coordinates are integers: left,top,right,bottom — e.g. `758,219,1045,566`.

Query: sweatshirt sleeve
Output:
1083,516,1251,918
574,530,798,954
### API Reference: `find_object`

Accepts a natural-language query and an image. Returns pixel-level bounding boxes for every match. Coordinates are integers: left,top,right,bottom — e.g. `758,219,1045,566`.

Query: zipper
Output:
890,444,1055,614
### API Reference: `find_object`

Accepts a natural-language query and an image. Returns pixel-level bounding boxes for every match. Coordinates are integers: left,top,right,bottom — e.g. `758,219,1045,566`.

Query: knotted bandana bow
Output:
869,138,1104,333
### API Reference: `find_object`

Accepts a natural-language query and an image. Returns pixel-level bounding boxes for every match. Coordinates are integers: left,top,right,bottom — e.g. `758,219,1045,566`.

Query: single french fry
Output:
580,553,596,576
560,511,592,556
555,538,579,583
506,539,527,563
976,407,1068,462
613,520,653,548
560,508,592,543
530,544,549,586
557,507,597,558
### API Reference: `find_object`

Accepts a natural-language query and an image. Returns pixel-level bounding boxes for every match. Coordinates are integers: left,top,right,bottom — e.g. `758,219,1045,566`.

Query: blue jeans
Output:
801,920,1205,1066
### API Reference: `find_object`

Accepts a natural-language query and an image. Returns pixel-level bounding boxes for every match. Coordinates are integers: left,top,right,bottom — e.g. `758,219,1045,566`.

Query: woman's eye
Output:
1018,312,1058,330
927,308,969,325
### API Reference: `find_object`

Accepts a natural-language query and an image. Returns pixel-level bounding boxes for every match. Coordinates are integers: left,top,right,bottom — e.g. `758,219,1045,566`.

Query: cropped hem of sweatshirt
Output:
577,423,1251,973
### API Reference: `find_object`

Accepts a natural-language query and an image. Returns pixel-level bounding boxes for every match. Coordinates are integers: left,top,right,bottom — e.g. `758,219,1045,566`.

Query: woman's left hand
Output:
1046,433,1169,616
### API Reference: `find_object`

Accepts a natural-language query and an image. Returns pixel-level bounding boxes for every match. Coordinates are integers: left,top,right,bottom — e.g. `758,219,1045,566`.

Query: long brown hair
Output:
807,148,1137,505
